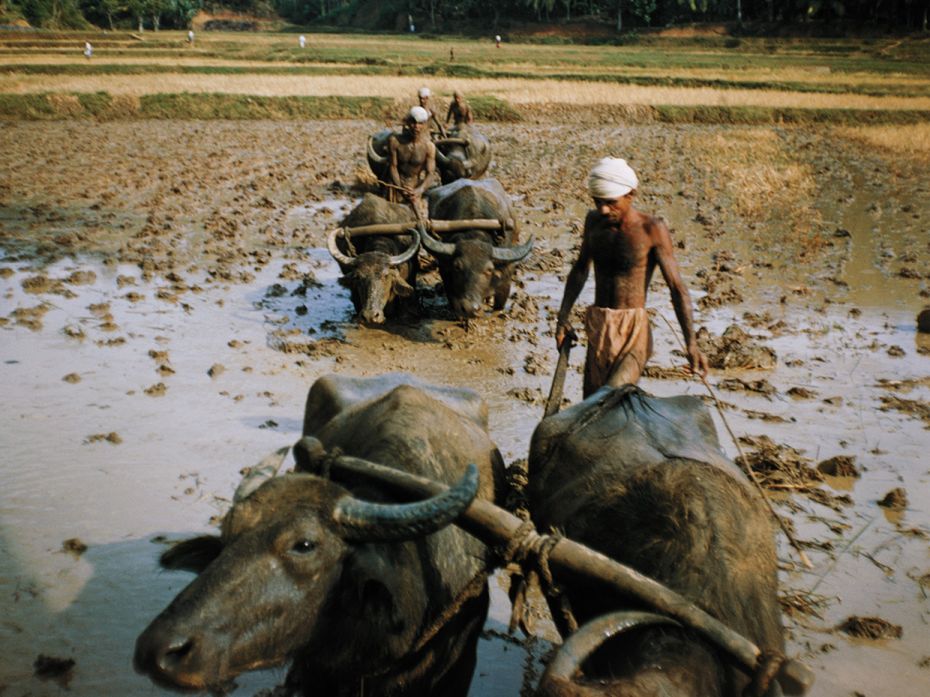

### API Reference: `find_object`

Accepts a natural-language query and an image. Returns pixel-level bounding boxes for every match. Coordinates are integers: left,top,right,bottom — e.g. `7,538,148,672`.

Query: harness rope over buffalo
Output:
292,439,814,697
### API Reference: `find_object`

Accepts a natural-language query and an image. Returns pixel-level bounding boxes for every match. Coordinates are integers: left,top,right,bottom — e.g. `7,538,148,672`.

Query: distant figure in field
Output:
83,42,92,60
445,91,474,132
417,86,445,137
187,30,194,44
495,35,501,48
450,47,455,61
299,35,306,49
409,14,415,33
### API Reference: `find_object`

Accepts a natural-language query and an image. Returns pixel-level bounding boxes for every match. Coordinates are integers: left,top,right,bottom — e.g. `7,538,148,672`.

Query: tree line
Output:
2,0,926,34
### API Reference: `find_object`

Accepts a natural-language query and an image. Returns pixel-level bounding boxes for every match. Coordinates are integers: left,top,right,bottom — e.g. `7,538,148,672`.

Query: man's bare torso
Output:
584,209,659,310
390,134,433,187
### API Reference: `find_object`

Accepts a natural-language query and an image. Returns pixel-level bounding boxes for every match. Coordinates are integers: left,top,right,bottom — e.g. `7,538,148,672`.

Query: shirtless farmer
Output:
445,90,474,131
387,106,439,205
555,157,708,397
417,87,446,137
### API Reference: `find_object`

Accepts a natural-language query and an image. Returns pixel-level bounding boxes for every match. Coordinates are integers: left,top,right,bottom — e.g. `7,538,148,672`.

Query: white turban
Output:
418,87,431,98
409,106,429,123
588,158,638,199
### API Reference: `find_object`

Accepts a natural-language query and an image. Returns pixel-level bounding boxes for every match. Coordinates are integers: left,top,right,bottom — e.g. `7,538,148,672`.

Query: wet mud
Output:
1,119,929,697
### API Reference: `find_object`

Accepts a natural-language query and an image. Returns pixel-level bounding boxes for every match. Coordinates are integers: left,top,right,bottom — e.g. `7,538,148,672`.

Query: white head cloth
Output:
418,87,431,98
409,106,429,123
588,158,638,199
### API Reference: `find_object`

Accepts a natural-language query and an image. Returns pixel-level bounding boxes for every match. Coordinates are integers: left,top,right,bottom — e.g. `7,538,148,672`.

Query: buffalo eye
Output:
290,539,316,554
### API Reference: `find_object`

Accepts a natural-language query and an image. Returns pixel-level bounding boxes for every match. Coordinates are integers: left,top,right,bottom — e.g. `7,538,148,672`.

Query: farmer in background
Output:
416,87,445,137
299,35,306,48
445,90,474,132
83,42,92,59
387,106,438,207
555,157,708,395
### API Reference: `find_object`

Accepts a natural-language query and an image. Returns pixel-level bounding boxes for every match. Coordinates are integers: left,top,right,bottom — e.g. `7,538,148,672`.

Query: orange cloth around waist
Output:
583,306,652,391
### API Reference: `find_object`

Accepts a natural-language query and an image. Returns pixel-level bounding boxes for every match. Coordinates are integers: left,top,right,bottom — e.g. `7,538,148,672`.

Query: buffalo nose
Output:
135,626,202,682
361,309,385,324
159,636,196,673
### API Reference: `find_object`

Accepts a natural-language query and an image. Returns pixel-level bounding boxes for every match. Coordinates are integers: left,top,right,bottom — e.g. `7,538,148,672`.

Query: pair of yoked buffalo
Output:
136,374,805,697
329,178,533,322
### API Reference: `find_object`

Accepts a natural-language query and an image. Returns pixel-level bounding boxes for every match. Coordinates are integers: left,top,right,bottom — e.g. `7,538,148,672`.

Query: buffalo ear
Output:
337,276,353,289
159,535,223,574
393,276,414,298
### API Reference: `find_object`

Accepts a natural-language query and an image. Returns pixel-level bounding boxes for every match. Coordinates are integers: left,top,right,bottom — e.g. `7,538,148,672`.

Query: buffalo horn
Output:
435,138,469,148
332,463,479,542
420,225,456,258
434,147,450,166
367,136,387,166
327,228,357,267
543,611,682,683
388,226,421,267
491,236,534,264
233,446,291,502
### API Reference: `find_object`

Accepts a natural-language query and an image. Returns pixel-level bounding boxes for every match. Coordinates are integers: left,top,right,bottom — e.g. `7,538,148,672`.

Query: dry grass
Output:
4,73,930,111
833,123,930,158
693,129,816,221
687,128,826,254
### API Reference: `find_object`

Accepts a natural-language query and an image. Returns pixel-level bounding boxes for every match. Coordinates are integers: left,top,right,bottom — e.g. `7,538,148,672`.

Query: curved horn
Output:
332,463,479,542
388,226,421,267
367,136,387,166
420,225,456,258
434,137,469,147
327,228,357,267
233,446,290,502
491,235,534,264
543,611,682,683
434,146,450,166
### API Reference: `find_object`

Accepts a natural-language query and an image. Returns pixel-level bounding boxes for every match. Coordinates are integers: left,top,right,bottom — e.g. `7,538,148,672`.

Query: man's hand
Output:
687,342,709,378
556,322,576,350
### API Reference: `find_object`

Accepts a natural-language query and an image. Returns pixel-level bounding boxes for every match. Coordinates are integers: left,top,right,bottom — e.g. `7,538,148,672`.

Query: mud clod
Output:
838,616,903,640
878,487,908,510
816,455,859,478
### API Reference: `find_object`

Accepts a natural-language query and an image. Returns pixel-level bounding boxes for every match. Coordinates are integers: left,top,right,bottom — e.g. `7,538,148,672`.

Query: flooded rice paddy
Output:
1,119,928,696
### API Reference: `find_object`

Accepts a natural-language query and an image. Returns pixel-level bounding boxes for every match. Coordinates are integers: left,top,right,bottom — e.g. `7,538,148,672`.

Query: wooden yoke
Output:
341,218,504,238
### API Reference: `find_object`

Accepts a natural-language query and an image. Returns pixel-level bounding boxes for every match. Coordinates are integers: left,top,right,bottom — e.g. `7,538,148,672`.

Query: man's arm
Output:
555,224,593,348
652,220,709,377
445,103,454,125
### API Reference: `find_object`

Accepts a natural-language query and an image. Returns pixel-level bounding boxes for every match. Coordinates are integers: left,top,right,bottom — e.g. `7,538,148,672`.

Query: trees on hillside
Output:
3,0,927,32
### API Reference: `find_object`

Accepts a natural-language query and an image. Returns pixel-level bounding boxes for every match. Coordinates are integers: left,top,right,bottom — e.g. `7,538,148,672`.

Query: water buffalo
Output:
528,385,785,697
135,374,506,697
422,178,533,318
327,193,420,324
366,128,394,184
434,124,492,184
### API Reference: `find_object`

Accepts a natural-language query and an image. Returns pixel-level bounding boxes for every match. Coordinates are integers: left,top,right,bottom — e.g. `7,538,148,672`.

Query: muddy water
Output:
1,120,929,696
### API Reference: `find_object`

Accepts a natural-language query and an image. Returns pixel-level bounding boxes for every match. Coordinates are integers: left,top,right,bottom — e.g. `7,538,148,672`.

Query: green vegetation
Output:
1,0,928,33
2,91,927,125
0,92,395,119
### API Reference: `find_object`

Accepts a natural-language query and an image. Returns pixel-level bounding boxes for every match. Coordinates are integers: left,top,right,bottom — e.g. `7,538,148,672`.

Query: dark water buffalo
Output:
135,374,506,697
366,128,394,183
327,193,420,324
423,178,533,318
528,385,784,697
434,124,492,183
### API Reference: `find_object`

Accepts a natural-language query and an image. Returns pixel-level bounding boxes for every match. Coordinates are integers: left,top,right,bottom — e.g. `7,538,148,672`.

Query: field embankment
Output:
1,29,929,124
